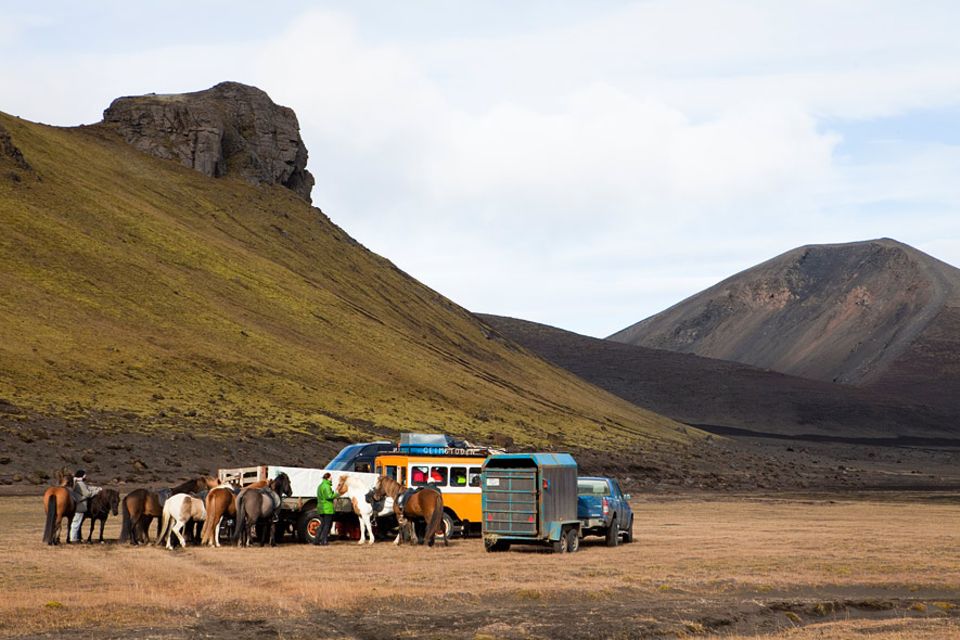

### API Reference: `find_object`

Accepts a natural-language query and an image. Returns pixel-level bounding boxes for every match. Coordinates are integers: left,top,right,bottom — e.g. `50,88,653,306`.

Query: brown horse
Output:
233,472,292,547
84,488,120,544
372,476,447,547
200,485,238,547
42,470,76,545
120,476,217,545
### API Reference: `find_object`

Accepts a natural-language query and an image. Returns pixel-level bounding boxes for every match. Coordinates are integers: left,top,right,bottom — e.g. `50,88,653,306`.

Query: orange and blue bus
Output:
374,449,489,537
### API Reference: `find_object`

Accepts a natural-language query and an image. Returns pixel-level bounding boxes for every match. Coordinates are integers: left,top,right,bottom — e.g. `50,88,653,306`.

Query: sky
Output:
3,1,959,337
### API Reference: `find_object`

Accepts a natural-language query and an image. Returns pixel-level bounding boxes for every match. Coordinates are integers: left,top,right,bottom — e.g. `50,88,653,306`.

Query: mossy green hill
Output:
0,111,692,456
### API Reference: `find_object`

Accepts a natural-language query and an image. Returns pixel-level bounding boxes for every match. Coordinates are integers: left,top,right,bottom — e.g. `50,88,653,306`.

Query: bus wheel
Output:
436,512,456,541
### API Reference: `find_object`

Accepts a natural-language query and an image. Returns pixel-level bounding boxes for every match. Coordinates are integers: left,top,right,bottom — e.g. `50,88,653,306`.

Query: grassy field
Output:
1,495,958,638
0,112,691,454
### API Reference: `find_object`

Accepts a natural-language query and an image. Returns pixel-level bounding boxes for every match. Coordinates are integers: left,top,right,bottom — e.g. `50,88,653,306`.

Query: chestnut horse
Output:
371,476,447,547
42,470,76,545
84,488,120,544
120,476,217,545
200,485,238,547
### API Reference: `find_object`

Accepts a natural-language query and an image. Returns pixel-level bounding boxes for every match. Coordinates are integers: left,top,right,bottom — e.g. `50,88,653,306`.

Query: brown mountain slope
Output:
482,315,960,441
608,240,960,406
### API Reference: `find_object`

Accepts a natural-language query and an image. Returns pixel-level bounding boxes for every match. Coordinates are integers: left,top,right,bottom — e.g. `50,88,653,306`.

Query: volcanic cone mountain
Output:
0,83,693,484
609,240,960,413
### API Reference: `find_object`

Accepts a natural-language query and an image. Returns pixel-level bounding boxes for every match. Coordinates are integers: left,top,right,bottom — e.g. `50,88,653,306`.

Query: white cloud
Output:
2,2,959,336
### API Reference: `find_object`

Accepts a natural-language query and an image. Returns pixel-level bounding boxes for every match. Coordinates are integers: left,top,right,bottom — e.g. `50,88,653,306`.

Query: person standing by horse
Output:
69,469,101,543
314,472,336,546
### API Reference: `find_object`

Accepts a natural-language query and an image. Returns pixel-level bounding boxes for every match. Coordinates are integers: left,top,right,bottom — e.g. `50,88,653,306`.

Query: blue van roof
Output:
485,452,577,468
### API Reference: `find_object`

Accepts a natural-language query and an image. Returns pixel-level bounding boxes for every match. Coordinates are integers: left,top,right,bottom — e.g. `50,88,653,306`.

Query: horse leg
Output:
99,517,106,544
87,517,94,543
171,520,187,549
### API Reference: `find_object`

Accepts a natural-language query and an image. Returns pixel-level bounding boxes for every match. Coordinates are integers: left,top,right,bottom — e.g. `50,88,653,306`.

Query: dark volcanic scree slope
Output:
481,315,959,442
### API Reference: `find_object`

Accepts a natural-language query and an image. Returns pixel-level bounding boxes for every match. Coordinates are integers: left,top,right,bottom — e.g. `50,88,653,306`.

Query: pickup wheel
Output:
622,515,634,543
605,516,619,547
565,528,580,553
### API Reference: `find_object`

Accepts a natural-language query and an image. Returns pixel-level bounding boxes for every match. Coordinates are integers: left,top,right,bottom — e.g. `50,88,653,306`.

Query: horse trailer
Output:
481,453,581,553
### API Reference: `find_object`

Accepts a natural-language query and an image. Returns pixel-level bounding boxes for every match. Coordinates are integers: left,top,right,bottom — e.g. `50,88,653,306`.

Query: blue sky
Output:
3,1,959,336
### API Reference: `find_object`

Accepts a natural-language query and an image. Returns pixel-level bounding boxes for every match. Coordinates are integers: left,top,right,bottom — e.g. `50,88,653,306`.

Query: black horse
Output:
85,488,120,544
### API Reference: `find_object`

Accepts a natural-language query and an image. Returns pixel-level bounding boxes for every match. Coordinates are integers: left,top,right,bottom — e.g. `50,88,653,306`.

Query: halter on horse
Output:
372,476,448,547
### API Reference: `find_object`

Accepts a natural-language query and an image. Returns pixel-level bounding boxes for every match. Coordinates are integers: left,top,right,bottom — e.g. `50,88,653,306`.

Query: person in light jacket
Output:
314,472,336,546
69,469,100,543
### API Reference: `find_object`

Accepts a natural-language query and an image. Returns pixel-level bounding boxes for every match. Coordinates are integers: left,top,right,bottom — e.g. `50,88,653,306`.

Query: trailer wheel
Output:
484,539,509,552
565,528,580,553
605,516,619,547
296,509,321,544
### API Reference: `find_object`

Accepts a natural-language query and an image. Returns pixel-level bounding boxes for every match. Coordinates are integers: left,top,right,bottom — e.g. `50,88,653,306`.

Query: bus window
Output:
375,465,382,476
399,466,407,486
385,466,398,481
355,462,372,473
469,467,482,487
429,466,448,486
450,467,467,487
410,465,429,486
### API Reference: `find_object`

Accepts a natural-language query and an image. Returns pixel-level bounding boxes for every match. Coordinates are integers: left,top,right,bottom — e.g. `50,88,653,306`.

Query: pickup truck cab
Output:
577,476,634,546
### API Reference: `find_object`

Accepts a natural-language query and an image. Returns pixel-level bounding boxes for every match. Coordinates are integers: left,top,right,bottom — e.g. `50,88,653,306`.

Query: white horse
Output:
157,494,206,549
334,474,392,545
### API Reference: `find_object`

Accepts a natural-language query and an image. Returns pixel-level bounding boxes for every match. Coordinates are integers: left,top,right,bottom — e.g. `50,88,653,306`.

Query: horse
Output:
84,488,120,544
120,476,217,545
201,484,238,547
233,472,292,547
42,470,76,545
157,494,207,549
372,476,447,547
334,474,393,545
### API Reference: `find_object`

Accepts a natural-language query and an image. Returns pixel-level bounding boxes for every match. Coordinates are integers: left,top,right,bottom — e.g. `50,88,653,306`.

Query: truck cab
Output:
577,476,634,546
325,441,394,473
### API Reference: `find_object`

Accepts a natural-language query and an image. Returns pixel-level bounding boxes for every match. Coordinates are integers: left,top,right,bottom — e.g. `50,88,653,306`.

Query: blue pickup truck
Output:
577,476,634,546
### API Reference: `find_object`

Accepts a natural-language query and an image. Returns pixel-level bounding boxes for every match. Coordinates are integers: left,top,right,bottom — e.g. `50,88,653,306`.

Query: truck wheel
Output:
296,509,321,544
622,516,634,543
565,528,580,553
605,516,619,547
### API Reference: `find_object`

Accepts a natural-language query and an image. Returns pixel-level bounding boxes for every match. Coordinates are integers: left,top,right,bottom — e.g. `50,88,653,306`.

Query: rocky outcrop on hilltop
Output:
102,82,314,202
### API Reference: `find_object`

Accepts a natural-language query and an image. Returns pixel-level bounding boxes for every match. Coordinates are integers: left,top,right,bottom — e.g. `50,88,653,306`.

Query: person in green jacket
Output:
314,472,336,546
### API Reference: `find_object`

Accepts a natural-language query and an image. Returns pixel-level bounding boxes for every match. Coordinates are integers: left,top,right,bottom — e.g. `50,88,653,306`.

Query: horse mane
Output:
169,476,212,495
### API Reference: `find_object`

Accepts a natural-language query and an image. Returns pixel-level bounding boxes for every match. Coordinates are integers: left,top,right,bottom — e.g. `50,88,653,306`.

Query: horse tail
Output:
42,494,57,545
120,498,131,543
424,491,444,547
232,492,247,542
156,511,172,547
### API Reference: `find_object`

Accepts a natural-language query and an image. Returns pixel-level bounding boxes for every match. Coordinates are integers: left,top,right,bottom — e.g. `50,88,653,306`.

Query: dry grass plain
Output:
1,495,959,639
